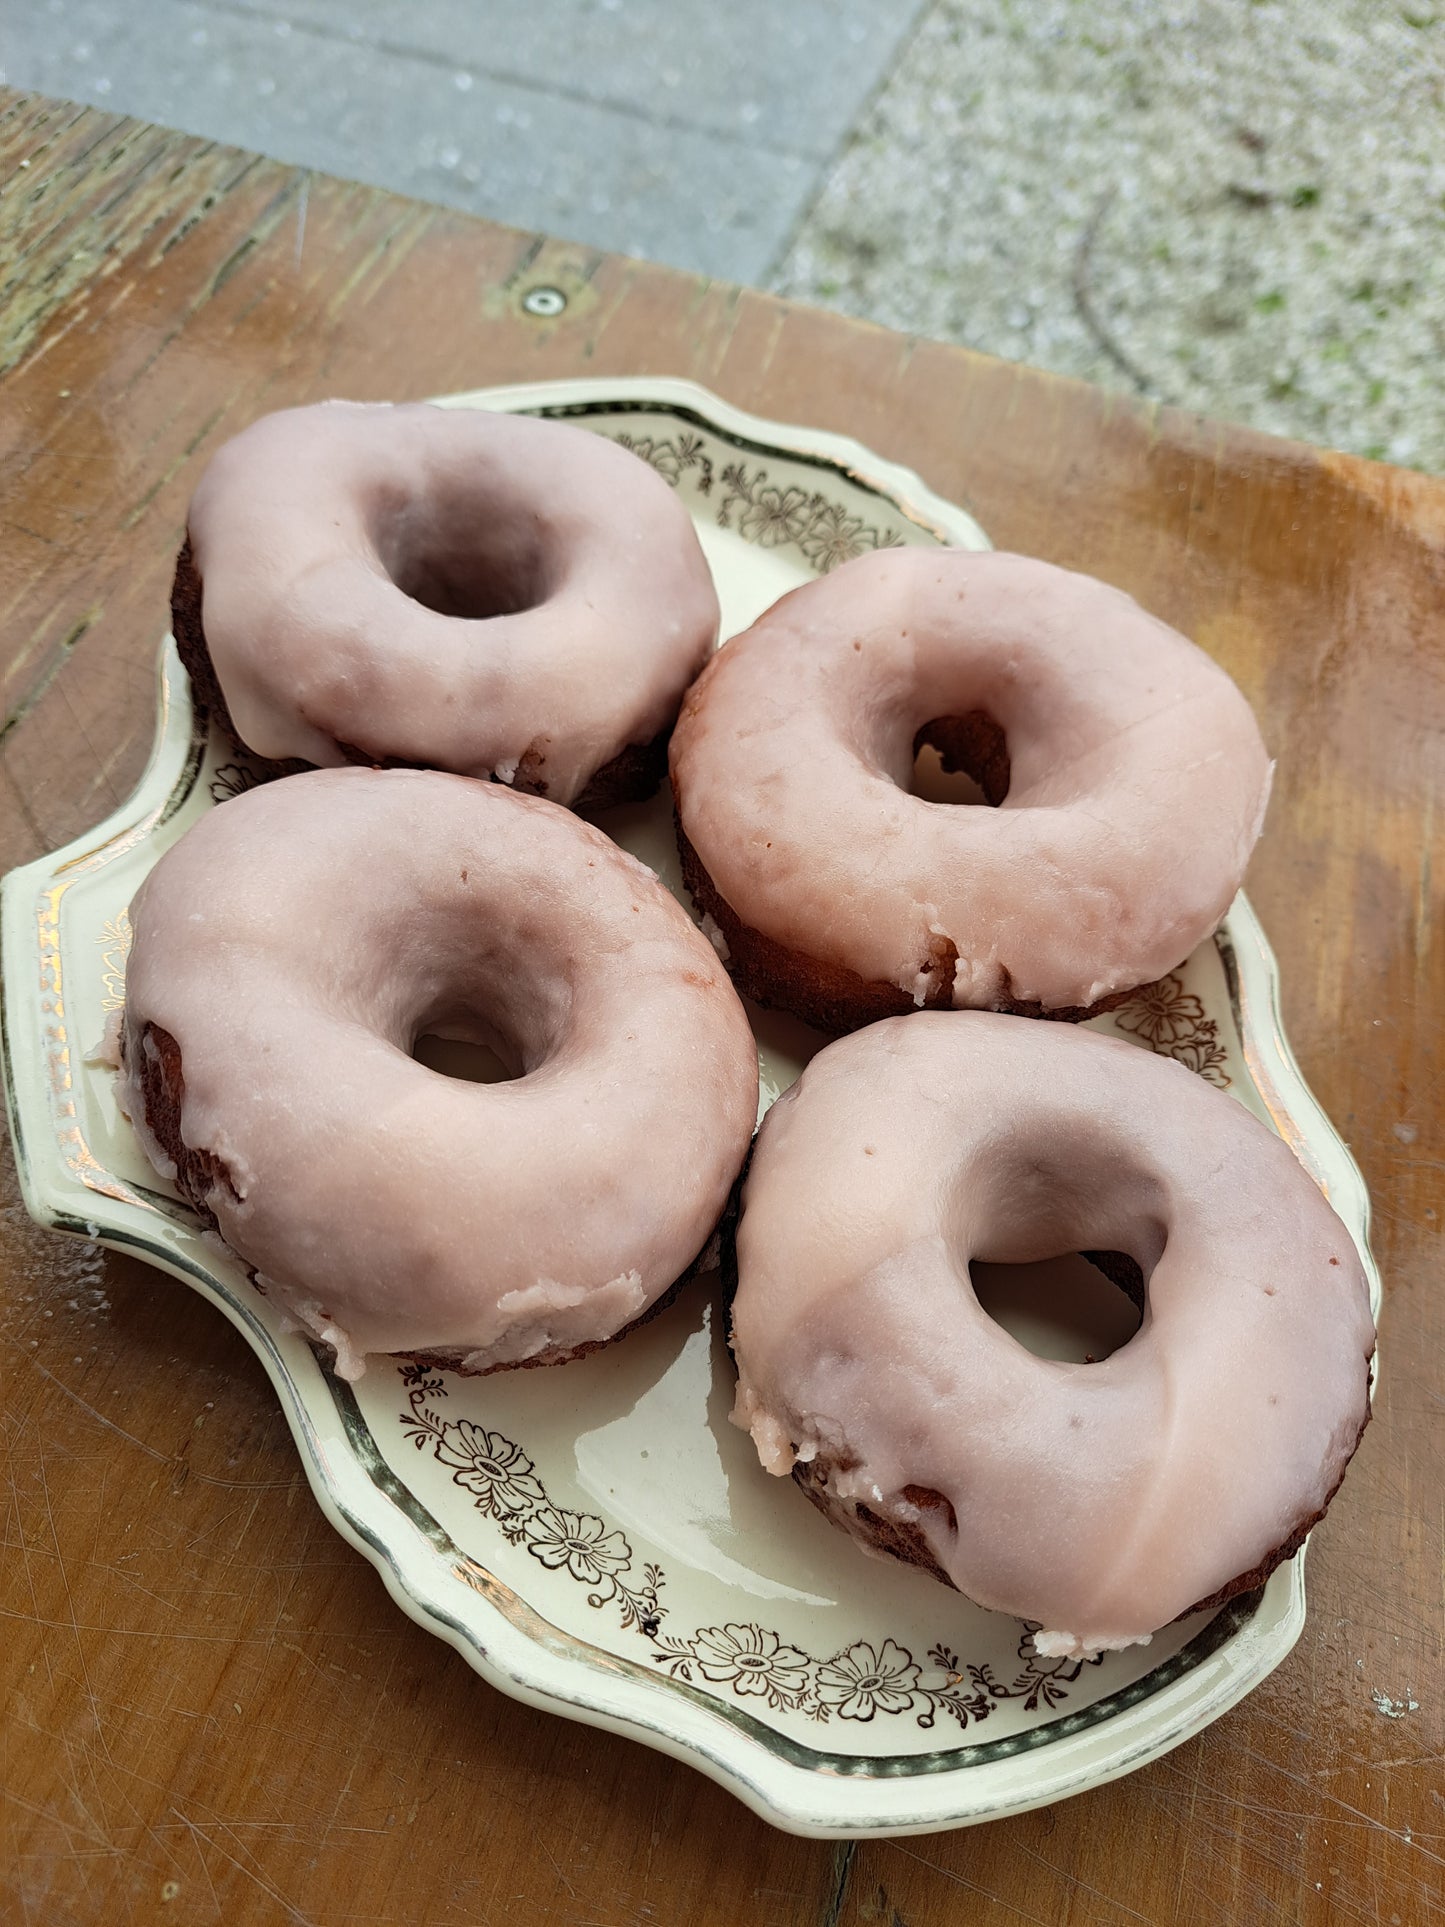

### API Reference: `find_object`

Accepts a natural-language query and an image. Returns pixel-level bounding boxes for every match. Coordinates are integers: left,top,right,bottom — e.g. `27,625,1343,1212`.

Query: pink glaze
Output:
116,768,758,1379
730,1014,1374,1657
187,401,720,806
671,549,1273,1011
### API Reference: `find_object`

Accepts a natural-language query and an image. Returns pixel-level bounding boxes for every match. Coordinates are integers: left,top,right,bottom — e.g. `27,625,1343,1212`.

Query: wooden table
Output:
2,89,1441,1927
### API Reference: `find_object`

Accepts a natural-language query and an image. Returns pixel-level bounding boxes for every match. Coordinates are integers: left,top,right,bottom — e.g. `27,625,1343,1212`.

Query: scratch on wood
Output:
1416,790,1434,986
0,106,269,376
169,1806,315,1926
35,1444,116,1774
0,744,45,855
538,1840,576,1898
29,1361,168,1462
323,215,425,317
1,606,100,748
579,260,640,363
509,232,548,279
885,1843,1063,1927
1232,1739,1445,1873
209,235,257,298
821,1840,855,1927
56,669,123,818
1344,1750,1445,1774
121,406,225,528
292,170,309,270
1008,1837,1157,1923
755,306,786,382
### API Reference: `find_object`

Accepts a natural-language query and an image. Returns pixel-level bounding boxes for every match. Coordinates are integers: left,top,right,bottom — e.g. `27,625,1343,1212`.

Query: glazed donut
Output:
173,401,720,810
671,548,1272,1031
729,1014,1374,1657
116,767,758,1380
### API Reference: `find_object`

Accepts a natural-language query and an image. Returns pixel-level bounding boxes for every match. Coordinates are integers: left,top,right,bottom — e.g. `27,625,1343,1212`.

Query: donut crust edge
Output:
673,795,1140,1035
128,1017,727,1377
172,540,670,813
788,1388,1373,1628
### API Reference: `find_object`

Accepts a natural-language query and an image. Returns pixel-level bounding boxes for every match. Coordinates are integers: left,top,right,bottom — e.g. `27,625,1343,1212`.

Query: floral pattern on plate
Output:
2,377,1379,1837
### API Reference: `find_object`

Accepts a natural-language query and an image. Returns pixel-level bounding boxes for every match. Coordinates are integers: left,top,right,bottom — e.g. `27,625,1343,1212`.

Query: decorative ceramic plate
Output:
0,378,1380,1838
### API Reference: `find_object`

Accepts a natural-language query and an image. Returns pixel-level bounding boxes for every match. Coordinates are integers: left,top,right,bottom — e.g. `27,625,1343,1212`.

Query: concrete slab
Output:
209,0,920,156
774,0,1445,471
0,0,920,282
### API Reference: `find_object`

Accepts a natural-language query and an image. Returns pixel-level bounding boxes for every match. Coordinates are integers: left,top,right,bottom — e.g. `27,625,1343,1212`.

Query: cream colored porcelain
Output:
0,378,1379,1837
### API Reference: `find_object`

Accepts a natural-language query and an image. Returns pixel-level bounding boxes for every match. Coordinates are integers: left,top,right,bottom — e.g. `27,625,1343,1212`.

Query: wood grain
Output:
2,89,1442,1927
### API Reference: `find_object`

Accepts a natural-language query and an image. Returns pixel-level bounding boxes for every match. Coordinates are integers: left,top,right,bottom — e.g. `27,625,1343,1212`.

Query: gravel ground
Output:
774,0,1445,471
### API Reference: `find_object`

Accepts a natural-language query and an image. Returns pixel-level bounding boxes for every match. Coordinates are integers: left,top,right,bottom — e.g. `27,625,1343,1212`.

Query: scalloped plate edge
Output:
0,378,1380,1838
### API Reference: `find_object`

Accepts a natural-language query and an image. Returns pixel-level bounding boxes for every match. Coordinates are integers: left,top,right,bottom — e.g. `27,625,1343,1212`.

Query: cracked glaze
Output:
730,1014,1374,1657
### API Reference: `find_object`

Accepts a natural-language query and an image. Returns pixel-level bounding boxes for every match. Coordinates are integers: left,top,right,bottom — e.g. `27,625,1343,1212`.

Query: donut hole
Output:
375,495,548,623
969,1251,1144,1363
910,712,1010,806
412,1032,518,1085
390,545,544,623
911,742,989,807
410,975,571,1085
